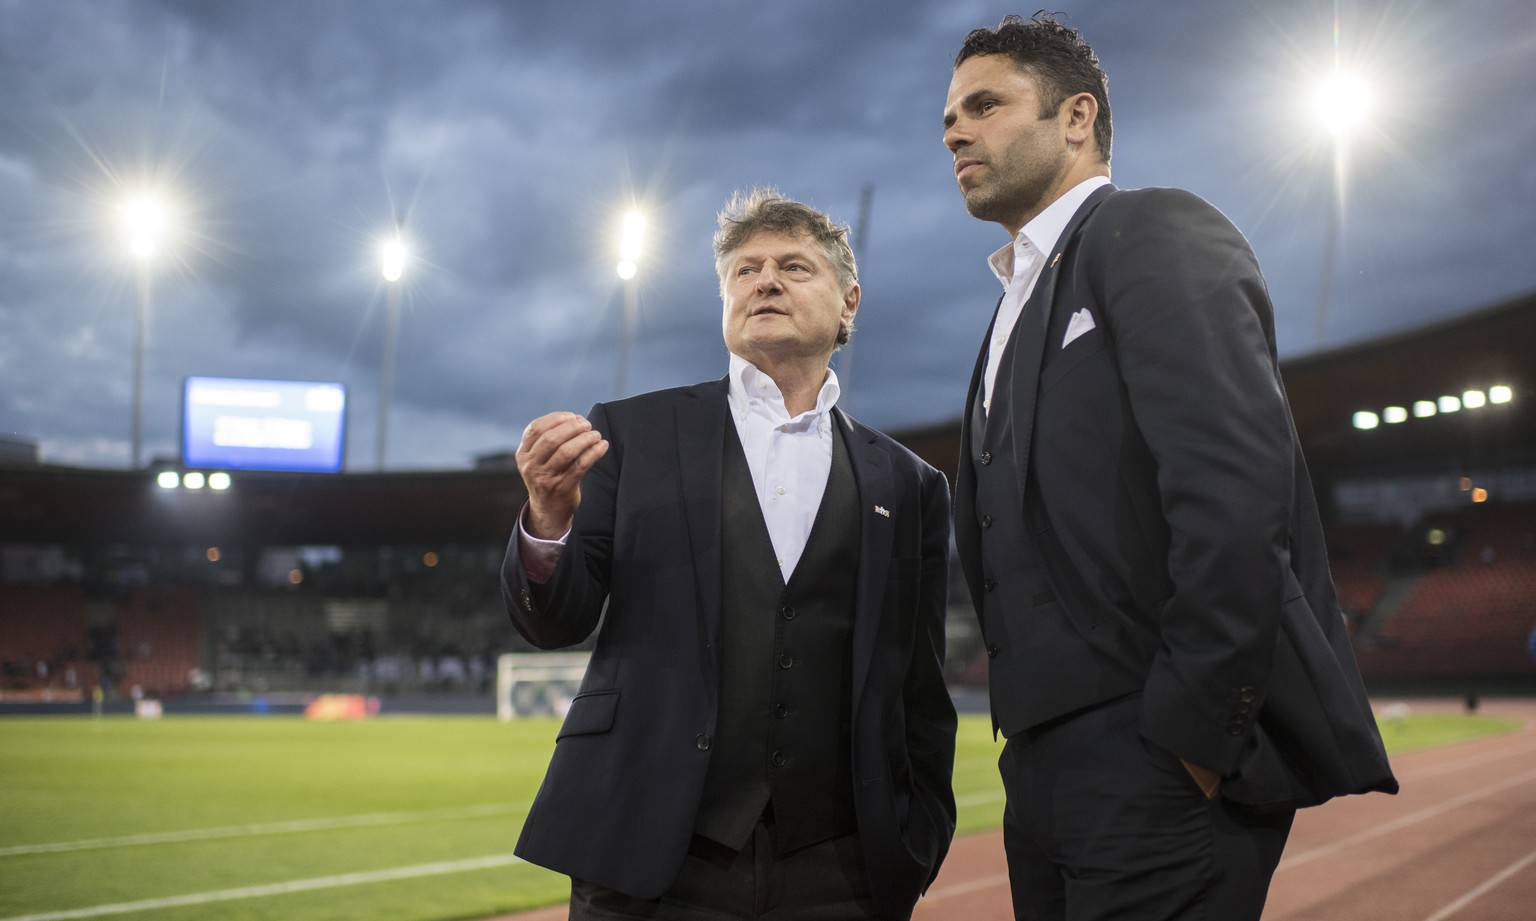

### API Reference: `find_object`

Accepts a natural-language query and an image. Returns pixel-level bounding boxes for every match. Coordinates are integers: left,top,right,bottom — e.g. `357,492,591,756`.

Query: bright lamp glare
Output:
616,260,637,280
1383,406,1408,424
1412,400,1437,418
208,471,232,490
121,194,171,261
182,471,206,489
156,470,180,489
1489,385,1513,404
381,237,407,282
1311,71,1375,136
1438,395,1461,413
1462,390,1487,409
619,211,646,261
1352,411,1379,430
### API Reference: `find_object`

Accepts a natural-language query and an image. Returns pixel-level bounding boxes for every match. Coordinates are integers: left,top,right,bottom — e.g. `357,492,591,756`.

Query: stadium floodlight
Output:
1413,400,1437,418
1462,390,1487,409
183,471,206,489
119,189,180,469
377,227,408,470
1310,70,1375,138
614,209,647,397
1489,385,1513,404
616,210,646,280
208,471,232,490
1437,395,1461,413
156,470,180,489
1383,406,1408,424
381,235,407,283
1352,411,1379,430
1471,488,1489,504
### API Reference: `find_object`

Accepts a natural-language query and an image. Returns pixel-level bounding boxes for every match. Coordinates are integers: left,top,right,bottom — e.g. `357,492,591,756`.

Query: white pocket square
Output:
1061,308,1096,348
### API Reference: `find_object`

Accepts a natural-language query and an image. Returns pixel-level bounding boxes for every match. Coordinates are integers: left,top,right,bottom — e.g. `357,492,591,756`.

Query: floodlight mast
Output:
614,210,645,399
121,192,172,469
377,231,408,471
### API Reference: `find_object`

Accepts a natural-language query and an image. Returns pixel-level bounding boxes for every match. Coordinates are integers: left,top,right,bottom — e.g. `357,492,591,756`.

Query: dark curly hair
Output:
955,13,1112,163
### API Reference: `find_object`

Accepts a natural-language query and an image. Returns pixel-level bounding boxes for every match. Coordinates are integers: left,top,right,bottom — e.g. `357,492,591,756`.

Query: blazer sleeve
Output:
1089,189,1295,775
501,401,617,649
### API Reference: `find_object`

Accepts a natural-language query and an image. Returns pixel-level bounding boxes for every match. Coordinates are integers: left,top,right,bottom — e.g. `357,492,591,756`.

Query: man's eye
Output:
736,266,756,276
979,100,997,113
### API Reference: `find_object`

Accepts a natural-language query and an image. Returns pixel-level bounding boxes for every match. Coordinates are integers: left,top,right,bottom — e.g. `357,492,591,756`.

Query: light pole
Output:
120,193,170,469
614,210,645,399
377,232,407,471
1309,69,1374,348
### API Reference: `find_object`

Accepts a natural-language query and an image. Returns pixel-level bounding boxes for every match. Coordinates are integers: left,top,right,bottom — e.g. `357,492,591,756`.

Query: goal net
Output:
495,652,591,721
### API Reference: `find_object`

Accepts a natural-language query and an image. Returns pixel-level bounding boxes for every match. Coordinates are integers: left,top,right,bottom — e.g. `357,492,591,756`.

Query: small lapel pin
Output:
1050,252,1062,268
874,505,890,518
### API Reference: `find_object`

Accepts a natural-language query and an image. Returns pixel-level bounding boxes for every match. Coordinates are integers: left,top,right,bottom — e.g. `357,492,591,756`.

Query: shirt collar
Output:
727,352,841,426
987,175,1113,288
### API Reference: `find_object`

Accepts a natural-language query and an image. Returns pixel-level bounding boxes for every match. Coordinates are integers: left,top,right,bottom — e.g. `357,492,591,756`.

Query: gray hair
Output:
713,188,859,344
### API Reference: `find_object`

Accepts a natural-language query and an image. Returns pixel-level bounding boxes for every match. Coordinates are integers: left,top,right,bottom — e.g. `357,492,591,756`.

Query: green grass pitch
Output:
0,710,1518,921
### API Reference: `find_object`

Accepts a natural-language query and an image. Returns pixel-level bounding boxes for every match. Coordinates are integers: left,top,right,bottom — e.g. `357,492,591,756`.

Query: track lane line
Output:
1420,847,1536,921
1278,766,1536,871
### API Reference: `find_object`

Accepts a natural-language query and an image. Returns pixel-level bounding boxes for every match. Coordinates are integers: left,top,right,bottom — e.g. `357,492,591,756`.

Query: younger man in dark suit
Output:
941,15,1397,921
505,189,956,919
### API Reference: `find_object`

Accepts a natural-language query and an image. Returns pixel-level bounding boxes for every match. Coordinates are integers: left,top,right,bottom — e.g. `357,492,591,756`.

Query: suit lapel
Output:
677,378,730,697
1006,184,1116,502
837,408,894,718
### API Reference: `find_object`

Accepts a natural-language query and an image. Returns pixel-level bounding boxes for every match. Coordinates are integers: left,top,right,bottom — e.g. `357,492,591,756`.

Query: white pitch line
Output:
1278,766,1536,871
0,802,527,857
0,852,526,921
1421,847,1536,921
955,790,1006,808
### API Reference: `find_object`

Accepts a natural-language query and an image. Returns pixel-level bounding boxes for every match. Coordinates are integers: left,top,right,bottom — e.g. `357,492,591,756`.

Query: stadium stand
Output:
0,585,95,699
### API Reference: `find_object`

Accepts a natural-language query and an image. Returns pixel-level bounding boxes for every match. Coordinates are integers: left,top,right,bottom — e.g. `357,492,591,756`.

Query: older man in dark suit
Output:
504,189,956,920
941,15,1397,921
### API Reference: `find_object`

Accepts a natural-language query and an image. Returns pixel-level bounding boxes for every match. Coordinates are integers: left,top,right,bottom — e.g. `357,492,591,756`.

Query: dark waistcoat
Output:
694,421,859,854
971,320,1140,737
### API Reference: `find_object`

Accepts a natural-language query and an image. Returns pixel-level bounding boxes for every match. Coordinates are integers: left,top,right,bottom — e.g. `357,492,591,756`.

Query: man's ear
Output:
1062,92,1098,150
842,282,861,323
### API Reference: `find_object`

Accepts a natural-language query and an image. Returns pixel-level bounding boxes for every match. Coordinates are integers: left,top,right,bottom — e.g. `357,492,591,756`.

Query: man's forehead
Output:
734,230,819,260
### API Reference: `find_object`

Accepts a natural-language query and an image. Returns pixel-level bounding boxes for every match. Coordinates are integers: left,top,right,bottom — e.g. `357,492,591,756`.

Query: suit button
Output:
1226,723,1244,736
774,704,788,719
696,733,711,751
1235,702,1251,715
981,515,993,528
771,751,786,767
986,645,999,658
980,451,992,465
984,578,996,592
779,654,794,669
1239,687,1256,702
780,605,796,620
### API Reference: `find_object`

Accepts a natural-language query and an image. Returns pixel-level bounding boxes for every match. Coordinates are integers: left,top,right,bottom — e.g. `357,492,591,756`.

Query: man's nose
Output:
756,266,783,292
944,122,968,154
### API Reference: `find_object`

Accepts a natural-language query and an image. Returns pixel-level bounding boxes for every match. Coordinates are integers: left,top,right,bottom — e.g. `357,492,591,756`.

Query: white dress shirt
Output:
982,175,1112,413
519,354,841,583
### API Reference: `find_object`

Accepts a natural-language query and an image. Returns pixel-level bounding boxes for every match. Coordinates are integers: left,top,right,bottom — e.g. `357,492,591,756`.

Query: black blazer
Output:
956,185,1396,808
503,378,957,912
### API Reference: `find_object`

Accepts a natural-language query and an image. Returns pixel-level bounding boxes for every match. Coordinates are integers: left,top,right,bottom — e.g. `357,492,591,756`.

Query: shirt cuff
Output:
517,505,569,585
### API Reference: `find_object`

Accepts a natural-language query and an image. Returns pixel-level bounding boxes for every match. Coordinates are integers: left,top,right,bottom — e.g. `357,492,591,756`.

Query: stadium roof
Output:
2,290,1532,547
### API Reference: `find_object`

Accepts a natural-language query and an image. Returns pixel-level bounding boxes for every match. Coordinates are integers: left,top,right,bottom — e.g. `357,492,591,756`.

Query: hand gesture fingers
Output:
515,411,609,538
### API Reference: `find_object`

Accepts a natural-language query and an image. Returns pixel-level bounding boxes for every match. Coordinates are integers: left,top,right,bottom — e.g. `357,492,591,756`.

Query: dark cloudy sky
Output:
3,0,1534,470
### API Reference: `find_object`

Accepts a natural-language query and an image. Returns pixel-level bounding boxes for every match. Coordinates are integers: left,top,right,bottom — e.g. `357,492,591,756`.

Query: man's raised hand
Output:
516,411,609,540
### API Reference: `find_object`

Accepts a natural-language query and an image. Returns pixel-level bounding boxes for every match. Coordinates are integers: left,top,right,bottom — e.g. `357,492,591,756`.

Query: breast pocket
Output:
1039,327,1105,396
